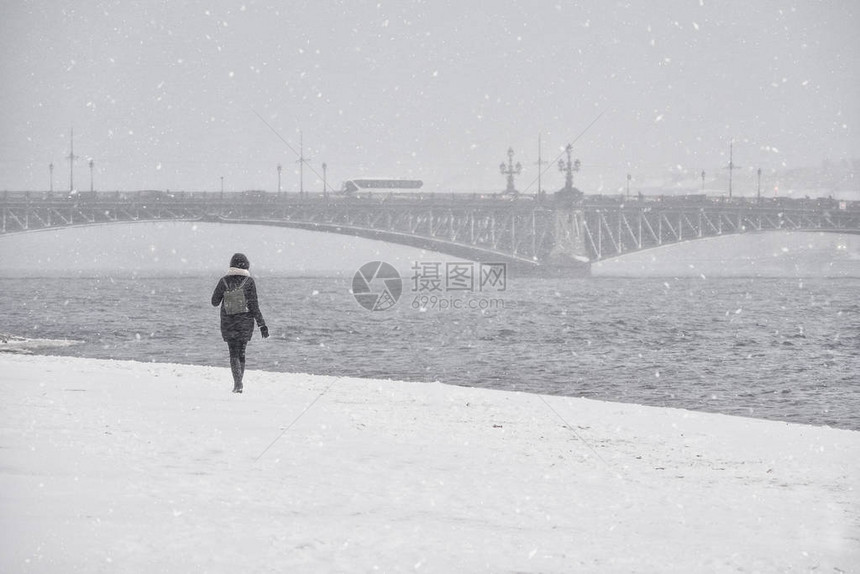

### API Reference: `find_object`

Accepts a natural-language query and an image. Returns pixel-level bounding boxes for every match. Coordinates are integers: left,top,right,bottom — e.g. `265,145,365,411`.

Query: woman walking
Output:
211,253,268,393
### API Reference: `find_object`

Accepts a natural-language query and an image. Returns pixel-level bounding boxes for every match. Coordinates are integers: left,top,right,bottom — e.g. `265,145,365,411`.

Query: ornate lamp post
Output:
558,144,580,192
277,163,282,193
499,147,522,195
49,163,54,193
89,159,94,193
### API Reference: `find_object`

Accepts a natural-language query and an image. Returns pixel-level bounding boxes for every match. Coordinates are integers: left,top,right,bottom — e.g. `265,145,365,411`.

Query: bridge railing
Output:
0,189,541,206
3,189,857,210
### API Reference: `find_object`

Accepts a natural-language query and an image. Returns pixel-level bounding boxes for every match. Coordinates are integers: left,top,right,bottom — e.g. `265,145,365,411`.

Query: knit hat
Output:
229,253,250,270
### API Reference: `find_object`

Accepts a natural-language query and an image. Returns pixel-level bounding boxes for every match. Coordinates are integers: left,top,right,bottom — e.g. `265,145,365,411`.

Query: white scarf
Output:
227,267,250,277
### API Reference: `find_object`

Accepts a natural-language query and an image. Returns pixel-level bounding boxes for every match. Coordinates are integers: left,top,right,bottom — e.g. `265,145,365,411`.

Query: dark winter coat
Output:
211,272,267,342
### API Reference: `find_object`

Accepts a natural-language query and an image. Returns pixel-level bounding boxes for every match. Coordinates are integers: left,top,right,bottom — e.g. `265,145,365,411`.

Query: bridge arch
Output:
2,192,858,274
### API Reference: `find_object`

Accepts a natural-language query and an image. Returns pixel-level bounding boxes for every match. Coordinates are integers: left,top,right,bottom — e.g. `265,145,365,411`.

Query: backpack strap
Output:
223,277,249,291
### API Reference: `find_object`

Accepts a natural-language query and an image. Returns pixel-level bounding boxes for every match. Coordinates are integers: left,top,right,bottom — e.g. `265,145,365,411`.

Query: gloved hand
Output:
260,325,269,338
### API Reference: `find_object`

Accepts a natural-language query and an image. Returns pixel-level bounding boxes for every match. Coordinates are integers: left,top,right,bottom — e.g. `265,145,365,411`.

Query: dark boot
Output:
230,357,244,393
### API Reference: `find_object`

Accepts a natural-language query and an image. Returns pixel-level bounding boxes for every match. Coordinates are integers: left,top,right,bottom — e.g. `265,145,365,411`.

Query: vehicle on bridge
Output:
340,178,423,194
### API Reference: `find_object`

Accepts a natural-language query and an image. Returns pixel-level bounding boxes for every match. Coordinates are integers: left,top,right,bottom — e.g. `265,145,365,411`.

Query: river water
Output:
2,274,858,430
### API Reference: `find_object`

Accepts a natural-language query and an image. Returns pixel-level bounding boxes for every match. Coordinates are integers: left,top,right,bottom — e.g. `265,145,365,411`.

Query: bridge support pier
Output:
531,207,591,276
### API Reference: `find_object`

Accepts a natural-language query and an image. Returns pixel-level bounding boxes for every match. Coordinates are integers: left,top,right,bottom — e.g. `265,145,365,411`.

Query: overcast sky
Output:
1,0,858,195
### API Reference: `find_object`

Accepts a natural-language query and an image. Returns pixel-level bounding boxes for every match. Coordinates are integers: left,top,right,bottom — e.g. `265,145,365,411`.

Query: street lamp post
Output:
297,131,311,195
322,162,327,196
67,128,77,192
89,159,94,193
49,163,54,193
277,163,282,193
535,134,548,199
757,168,762,203
626,173,632,199
499,147,522,195
726,140,741,200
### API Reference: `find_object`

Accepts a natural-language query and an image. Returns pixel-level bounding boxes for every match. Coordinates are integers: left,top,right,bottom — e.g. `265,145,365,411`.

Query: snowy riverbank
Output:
1,353,857,573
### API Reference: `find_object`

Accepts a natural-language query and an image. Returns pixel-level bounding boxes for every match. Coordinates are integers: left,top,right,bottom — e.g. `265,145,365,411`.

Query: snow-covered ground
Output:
1,352,857,573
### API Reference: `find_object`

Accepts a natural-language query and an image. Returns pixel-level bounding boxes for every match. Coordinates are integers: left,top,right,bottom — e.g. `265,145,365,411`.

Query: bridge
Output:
2,190,858,274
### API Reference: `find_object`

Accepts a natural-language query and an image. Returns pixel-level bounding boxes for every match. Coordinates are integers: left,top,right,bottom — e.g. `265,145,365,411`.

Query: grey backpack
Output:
222,277,249,315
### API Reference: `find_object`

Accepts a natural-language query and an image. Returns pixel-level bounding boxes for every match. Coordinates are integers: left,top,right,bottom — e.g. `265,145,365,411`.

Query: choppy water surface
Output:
3,275,858,430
